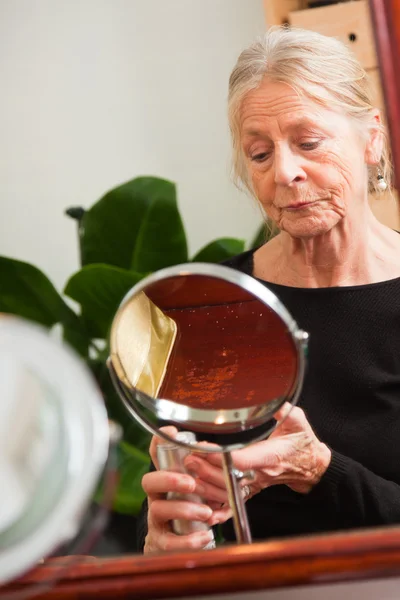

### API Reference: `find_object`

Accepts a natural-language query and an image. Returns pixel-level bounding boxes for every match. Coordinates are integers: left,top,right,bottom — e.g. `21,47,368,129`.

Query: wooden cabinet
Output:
263,0,400,230
263,0,304,27
288,1,377,69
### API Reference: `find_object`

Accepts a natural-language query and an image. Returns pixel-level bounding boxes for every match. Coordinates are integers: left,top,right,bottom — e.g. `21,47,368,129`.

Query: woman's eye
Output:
300,140,321,151
251,152,270,163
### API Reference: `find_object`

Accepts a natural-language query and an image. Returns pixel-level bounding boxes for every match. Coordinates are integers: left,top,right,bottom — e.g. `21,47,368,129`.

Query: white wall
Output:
0,0,265,290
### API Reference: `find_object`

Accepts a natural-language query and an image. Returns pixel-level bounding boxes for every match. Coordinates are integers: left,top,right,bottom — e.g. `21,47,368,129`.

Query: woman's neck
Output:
255,209,400,288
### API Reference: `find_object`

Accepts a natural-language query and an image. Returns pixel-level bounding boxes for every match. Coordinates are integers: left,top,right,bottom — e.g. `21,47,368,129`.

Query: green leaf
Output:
63,321,91,357
113,440,150,514
191,238,245,263
132,194,188,272
105,388,152,452
64,264,144,339
0,257,79,328
89,357,151,451
79,177,188,272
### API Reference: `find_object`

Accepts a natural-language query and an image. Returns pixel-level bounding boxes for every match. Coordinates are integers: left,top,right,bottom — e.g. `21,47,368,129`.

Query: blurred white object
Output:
0,316,109,584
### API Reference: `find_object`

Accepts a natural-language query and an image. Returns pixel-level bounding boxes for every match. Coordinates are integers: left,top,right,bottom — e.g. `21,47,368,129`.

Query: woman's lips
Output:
284,201,318,211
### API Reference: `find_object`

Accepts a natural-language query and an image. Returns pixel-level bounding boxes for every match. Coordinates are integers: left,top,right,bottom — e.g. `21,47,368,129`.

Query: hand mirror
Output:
108,263,308,544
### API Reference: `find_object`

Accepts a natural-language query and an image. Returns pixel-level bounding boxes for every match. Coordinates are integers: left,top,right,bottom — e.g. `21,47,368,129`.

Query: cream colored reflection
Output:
110,292,177,397
0,362,49,532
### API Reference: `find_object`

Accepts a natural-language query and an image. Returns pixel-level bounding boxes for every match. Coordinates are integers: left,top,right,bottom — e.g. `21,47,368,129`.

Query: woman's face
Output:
240,80,380,238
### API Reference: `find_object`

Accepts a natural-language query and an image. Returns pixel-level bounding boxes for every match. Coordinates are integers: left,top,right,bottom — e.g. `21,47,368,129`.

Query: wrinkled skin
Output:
242,80,400,288
241,80,368,240
183,405,331,527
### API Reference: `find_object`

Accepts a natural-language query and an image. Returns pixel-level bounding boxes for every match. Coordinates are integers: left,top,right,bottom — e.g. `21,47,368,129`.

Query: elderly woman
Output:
138,26,400,553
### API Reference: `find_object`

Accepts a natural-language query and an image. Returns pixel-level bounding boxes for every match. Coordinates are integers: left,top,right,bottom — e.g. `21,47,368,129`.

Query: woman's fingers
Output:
146,529,215,553
184,455,226,489
184,454,256,504
149,498,212,526
143,468,215,554
207,500,225,511
198,438,283,472
207,506,233,526
142,470,195,499
193,447,253,471
272,401,293,424
193,478,229,504
149,426,179,468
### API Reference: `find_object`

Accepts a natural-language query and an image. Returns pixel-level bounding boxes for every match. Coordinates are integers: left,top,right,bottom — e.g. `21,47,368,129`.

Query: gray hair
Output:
228,26,392,198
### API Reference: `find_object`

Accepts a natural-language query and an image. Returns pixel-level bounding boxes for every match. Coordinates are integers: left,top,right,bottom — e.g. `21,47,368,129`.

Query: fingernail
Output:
193,529,213,544
196,506,213,520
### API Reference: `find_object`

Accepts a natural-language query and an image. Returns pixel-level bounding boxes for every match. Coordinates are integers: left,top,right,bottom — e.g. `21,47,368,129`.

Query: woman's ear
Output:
364,109,384,165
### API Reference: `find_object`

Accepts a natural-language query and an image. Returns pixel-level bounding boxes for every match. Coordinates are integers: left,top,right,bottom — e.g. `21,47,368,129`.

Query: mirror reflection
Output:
111,273,299,412
1,0,400,574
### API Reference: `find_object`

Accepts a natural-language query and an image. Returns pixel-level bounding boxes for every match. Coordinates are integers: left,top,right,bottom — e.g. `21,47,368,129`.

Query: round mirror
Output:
109,263,308,450
108,263,308,543
0,315,110,585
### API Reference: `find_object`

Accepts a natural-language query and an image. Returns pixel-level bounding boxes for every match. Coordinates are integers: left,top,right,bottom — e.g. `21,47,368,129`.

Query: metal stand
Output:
221,452,252,544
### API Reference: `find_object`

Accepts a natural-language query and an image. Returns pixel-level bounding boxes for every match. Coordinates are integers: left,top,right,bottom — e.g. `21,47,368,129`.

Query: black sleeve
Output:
136,496,149,553
308,449,400,527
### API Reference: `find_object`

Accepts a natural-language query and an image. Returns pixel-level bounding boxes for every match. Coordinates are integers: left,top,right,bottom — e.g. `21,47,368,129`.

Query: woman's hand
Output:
141,426,214,553
183,405,332,526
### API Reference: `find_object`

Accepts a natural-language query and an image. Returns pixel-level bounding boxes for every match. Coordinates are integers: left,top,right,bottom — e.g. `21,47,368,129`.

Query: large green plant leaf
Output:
132,194,188,272
113,441,150,514
64,264,144,339
78,177,188,272
0,257,90,356
0,256,80,327
191,238,245,263
63,323,91,357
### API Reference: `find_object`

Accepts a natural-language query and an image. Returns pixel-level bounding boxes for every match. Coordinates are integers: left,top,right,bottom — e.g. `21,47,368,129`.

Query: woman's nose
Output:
274,147,306,187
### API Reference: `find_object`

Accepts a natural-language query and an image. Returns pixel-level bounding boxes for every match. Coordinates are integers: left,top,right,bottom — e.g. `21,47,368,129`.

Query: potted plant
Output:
0,176,269,553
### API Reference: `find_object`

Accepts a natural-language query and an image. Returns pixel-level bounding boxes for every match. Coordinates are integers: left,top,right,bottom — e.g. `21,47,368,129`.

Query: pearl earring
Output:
377,171,388,192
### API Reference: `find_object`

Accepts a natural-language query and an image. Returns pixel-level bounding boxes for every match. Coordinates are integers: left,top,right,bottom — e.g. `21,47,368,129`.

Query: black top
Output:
137,248,400,548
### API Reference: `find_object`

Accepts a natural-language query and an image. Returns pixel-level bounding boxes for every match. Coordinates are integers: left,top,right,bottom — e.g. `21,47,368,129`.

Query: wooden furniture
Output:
4,526,400,599
263,0,378,71
263,0,400,230
3,0,400,598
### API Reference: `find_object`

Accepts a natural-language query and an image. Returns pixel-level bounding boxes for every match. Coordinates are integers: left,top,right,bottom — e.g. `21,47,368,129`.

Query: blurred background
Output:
0,0,265,291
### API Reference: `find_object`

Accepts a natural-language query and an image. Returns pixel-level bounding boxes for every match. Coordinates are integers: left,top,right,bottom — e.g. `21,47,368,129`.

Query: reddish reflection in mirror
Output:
144,275,298,410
